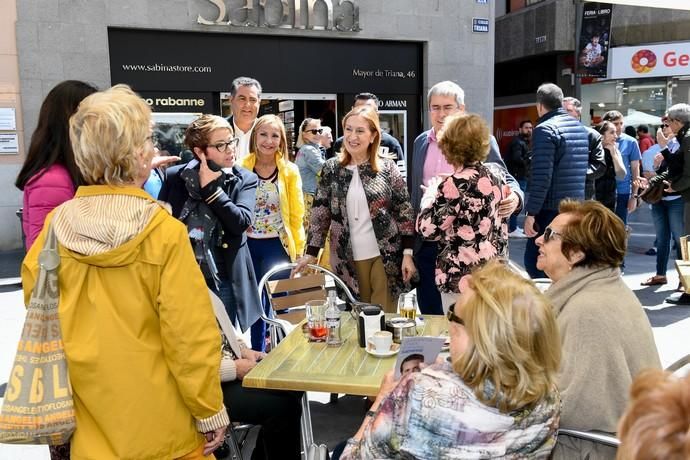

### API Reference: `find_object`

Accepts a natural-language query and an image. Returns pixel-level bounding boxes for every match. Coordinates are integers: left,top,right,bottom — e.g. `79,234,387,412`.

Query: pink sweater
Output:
22,164,75,249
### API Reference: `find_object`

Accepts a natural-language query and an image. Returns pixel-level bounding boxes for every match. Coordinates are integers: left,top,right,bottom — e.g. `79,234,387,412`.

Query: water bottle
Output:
325,290,342,347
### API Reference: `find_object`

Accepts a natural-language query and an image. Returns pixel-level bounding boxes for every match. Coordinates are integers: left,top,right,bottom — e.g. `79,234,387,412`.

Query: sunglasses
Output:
304,128,323,135
446,306,465,326
662,124,669,128
207,138,239,153
543,226,563,243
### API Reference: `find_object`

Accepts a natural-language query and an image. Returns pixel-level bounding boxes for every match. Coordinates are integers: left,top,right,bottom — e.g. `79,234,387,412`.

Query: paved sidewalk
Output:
0,204,687,458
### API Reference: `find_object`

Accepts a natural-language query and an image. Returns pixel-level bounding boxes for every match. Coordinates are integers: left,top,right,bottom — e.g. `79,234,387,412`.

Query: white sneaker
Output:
508,228,528,238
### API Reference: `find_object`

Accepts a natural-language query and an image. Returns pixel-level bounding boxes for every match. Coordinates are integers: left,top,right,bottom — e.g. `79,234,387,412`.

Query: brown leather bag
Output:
639,180,665,204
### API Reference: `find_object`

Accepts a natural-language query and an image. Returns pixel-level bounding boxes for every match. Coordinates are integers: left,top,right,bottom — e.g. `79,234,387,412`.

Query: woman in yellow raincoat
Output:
21,85,228,460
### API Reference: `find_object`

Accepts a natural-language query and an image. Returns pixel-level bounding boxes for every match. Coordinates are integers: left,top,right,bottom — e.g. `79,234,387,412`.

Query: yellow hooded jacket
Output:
21,185,228,460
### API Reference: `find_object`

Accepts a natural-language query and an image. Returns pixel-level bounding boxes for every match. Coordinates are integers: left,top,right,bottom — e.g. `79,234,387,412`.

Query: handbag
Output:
0,225,76,445
639,179,665,204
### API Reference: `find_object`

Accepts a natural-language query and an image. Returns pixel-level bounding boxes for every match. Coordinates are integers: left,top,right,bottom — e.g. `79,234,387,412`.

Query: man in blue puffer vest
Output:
524,83,590,278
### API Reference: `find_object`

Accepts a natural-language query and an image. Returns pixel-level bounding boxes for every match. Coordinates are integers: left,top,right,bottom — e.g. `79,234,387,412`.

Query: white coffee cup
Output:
370,330,393,353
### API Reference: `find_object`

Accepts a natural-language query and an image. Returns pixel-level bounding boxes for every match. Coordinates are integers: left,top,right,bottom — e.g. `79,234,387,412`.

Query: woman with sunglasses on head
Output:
535,199,660,460
292,106,416,312
295,118,325,228
238,115,305,351
336,260,561,459
159,115,263,337
417,113,508,311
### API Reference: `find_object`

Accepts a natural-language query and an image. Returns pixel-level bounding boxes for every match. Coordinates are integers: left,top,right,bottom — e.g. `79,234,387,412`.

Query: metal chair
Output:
257,262,357,350
256,262,357,453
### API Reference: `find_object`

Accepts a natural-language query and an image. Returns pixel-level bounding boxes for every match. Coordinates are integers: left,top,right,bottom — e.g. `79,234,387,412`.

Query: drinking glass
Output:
306,300,328,342
397,292,417,321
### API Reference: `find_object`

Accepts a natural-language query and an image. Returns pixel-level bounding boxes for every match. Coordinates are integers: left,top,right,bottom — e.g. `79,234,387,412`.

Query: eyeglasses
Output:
430,105,459,113
207,138,239,153
446,306,465,326
304,128,323,135
543,226,563,243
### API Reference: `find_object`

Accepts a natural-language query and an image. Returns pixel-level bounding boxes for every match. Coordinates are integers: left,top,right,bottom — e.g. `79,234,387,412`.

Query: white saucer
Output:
365,341,400,358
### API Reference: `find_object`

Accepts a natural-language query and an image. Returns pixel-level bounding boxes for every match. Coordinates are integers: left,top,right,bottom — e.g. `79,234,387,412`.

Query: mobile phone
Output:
206,159,223,172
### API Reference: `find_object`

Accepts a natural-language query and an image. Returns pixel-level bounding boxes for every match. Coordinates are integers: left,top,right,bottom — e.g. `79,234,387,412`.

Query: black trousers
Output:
222,380,303,460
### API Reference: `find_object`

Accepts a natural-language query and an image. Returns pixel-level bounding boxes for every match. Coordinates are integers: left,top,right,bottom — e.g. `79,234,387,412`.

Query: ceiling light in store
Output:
597,103,606,108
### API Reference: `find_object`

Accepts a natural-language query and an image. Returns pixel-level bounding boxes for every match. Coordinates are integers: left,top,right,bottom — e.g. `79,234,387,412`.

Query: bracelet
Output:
403,249,413,256
365,410,377,418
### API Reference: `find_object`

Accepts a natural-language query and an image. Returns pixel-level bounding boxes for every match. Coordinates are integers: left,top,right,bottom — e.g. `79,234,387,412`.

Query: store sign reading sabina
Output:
198,0,361,32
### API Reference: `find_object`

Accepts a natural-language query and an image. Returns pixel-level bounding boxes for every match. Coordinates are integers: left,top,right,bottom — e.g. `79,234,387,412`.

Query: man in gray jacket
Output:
524,84,589,278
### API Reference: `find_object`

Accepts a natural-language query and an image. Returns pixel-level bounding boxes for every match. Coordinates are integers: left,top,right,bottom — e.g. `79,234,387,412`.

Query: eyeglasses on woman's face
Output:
543,226,563,243
207,138,239,153
446,306,465,326
304,128,323,135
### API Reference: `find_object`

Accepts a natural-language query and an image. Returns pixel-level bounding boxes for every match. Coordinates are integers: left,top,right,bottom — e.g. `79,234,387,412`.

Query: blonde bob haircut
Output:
70,84,152,185
438,113,491,167
558,199,627,268
184,114,233,152
339,106,381,172
454,260,561,413
250,115,288,158
617,369,690,460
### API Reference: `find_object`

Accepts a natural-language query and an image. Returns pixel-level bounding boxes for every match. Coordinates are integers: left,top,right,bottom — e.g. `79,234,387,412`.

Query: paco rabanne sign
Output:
198,0,361,32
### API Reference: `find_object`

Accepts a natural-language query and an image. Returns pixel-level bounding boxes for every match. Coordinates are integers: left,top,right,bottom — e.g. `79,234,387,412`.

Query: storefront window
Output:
670,78,690,106
582,78,666,127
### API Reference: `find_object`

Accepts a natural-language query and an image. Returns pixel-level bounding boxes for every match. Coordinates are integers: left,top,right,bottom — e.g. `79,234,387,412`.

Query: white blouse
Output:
346,165,380,261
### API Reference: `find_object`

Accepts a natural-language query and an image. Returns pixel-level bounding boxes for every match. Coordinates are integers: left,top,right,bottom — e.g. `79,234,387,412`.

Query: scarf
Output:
178,161,234,289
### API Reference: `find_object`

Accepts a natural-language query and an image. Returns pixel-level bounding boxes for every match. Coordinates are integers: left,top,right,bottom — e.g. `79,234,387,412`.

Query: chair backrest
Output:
265,272,328,325
257,263,357,348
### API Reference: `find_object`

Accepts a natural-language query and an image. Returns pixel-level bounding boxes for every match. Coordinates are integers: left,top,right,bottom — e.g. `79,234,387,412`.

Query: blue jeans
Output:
651,198,684,276
509,179,528,232
247,237,291,351
615,193,630,224
524,209,559,279
413,242,444,315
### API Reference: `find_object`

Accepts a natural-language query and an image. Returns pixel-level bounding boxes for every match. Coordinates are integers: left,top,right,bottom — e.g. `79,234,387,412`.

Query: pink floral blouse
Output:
417,163,508,294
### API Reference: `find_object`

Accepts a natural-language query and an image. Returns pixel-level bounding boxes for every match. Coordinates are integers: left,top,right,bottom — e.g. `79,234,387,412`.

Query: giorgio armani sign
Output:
198,0,360,32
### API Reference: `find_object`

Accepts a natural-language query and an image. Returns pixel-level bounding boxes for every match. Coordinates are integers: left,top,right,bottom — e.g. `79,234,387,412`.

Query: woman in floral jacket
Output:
417,113,507,310
293,106,416,312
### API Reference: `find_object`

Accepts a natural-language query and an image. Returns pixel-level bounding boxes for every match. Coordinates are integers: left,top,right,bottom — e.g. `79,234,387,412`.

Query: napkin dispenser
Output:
357,304,386,348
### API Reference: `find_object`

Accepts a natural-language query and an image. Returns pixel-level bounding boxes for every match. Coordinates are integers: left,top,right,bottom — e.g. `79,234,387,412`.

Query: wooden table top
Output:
243,314,448,396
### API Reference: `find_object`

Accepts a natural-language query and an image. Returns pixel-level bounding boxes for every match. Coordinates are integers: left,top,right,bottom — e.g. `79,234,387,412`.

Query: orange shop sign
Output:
609,41,690,79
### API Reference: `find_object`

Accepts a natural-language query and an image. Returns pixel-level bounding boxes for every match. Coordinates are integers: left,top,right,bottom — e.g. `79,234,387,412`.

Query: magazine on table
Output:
394,336,445,379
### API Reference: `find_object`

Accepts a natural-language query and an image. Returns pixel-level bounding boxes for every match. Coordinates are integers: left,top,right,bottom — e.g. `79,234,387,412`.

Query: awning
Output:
584,0,690,10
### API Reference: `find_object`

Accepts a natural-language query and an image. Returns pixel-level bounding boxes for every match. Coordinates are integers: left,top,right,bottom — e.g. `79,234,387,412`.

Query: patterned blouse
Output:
307,158,415,300
417,163,508,294
248,171,282,238
342,361,561,459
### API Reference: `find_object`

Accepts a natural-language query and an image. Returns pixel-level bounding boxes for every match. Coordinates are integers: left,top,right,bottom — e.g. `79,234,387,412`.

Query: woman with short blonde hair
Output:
239,114,305,350
23,84,229,459
340,260,561,458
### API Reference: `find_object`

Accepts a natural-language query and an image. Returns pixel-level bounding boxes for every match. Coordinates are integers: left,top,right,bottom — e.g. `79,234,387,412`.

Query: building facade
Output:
493,0,690,151
0,0,496,250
